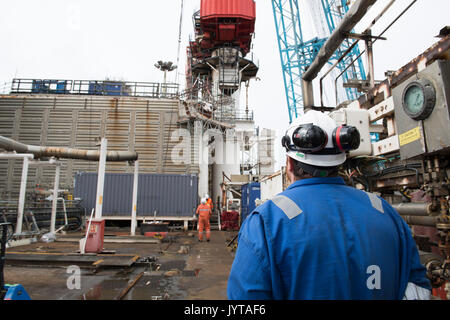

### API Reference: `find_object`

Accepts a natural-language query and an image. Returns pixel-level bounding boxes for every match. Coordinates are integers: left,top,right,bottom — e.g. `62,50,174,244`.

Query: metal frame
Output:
0,139,140,237
0,154,63,235
271,0,367,122
10,78,179,99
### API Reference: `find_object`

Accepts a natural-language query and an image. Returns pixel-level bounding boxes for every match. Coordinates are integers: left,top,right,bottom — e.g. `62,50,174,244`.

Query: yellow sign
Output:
98,196,103,205
399,127,421,146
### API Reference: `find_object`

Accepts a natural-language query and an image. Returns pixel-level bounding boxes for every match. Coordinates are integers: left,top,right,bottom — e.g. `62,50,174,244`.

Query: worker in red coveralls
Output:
196,198,212,242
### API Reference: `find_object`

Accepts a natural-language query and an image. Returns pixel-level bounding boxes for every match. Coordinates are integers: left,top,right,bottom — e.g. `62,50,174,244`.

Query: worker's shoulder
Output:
249,190,303,221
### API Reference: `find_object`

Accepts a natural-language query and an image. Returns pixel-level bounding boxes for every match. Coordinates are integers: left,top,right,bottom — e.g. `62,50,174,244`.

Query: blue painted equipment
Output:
1,223,31,300
240,182,260,223
3,284,31,300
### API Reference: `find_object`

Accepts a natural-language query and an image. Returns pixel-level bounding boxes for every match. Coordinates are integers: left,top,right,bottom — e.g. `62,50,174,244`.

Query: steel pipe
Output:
302,0,377,82
393,203,437,217
401,215,437,227
0,135,138,161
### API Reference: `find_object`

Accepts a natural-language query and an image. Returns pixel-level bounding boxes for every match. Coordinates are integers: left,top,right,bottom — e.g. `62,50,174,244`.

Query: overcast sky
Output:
0,0,448,169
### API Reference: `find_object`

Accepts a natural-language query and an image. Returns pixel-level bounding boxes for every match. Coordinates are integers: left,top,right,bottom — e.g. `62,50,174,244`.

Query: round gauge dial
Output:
402,78,436,120
404,85,425,114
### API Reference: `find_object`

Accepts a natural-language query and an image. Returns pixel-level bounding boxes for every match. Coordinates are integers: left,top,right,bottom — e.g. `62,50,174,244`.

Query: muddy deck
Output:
3,229,238,300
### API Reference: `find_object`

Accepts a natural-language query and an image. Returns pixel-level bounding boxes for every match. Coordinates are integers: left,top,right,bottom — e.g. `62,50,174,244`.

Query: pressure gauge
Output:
402,78,436,120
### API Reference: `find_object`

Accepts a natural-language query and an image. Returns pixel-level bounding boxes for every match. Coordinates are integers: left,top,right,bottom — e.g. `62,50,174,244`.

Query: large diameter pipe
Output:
392,203,437,217
302,0,377,82
401,215,437,227
0,135,138,161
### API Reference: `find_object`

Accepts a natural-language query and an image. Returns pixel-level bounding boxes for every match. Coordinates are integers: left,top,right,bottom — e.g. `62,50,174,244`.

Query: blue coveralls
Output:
227,177,431,300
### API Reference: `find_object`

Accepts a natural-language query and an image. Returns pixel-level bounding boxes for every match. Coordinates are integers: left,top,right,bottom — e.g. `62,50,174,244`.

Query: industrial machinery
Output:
269,0,450,299
325,31,450,299
184,0,262,209
331,41,450,298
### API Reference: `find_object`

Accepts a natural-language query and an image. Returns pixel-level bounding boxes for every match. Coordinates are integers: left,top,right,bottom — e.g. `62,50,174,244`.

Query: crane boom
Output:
272,0,367,122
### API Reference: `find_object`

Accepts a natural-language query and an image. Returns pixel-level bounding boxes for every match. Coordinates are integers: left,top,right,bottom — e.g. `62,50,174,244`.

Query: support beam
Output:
16,156,32,234
302,79,315,109
130,161,139,236
95,138,107,219
50,164,61,234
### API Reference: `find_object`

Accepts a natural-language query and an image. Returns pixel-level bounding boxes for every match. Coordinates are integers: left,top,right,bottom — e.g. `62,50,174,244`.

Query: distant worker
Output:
205,194,214,212
196,198,212,242
228,110,431,300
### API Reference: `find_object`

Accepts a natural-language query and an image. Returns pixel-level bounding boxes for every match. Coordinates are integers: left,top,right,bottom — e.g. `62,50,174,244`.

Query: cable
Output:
175,0,185,87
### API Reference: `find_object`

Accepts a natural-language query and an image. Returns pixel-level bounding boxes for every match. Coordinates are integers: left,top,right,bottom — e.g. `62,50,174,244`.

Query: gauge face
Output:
402,79,436,121
404,85,425,114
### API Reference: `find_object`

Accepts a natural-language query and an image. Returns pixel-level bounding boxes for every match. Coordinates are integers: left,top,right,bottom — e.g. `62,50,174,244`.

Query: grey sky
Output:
1,0,449,169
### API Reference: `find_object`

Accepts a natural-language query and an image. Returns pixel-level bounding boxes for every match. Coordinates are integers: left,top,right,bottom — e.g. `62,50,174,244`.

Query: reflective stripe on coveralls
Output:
364,191,384,214
271,195,303,220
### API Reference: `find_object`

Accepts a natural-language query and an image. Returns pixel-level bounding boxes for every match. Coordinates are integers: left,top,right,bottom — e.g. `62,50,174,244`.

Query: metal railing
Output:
9,78,179,99
0,199,84,232
213,107,254,123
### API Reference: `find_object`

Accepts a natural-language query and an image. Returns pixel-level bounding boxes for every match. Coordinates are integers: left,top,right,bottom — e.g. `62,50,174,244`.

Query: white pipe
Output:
130,160,139,236
15,156,32,234
0,153,34,160
54,198,68,234
95,138,107,219
61,198,68,226
50,164,61,234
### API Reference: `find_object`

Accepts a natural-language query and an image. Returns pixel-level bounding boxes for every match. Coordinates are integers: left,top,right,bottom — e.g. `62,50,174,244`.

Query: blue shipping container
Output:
87,81,129,96
73,172,198,217
240,182,260,223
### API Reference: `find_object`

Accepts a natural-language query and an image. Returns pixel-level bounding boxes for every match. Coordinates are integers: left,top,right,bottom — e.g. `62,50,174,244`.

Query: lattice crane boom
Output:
272,0,367,122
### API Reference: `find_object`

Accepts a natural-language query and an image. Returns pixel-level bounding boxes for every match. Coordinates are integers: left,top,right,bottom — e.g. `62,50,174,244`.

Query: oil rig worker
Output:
227,110,431,300
205,194,214,212
196,198,212,242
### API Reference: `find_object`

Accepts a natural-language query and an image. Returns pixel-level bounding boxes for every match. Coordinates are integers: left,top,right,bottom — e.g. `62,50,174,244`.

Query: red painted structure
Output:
197,0,256,55
84,219,105,254
221,211,240,231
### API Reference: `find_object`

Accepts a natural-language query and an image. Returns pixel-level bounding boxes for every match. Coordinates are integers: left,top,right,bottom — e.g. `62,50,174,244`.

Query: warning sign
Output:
399,127,421,146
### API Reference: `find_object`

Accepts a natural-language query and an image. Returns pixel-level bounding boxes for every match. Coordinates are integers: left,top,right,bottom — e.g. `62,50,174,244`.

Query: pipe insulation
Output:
401,215,437,227
392,202,437,217
0,136,138,162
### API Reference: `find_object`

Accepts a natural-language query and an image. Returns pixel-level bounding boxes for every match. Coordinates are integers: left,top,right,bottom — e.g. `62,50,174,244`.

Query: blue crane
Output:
272,0,367,122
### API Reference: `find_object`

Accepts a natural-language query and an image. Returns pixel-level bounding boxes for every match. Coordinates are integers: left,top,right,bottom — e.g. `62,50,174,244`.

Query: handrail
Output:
8,78,179,99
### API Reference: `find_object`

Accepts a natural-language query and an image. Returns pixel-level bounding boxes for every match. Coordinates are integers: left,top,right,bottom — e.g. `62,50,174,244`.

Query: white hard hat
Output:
281,110,359,167
201,198,206,204
205,194,209,199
